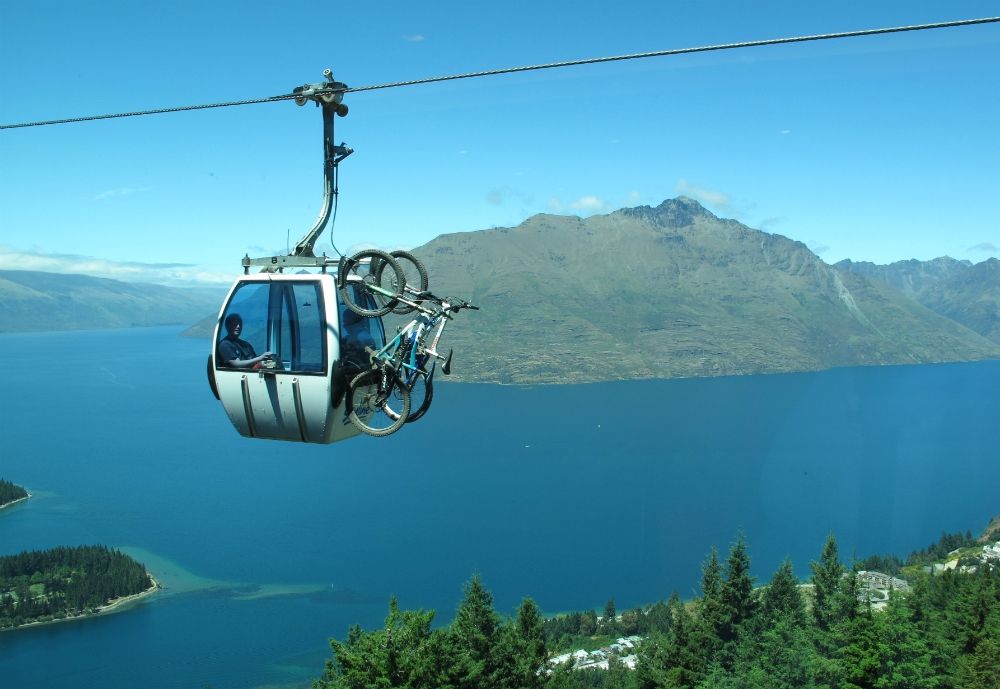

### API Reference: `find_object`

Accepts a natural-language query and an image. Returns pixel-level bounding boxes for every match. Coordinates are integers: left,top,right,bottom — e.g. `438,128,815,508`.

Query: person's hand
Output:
262,351,276,360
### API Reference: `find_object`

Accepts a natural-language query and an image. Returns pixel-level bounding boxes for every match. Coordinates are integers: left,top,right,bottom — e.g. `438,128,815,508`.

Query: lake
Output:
1,327,998,688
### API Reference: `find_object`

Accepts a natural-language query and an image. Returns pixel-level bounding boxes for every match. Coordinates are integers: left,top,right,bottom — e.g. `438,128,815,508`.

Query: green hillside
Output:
408,198,1000,383
0,271,225,333
838,257,1000,343
181,198,1000,384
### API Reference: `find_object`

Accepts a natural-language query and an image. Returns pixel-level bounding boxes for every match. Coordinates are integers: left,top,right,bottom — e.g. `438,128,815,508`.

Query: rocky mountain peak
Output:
619,196,716,228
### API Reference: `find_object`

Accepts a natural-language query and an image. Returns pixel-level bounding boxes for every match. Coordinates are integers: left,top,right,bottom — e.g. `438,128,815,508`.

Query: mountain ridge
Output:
404,198,1000,382
0,270,225,333
7,199,1000,385
836,256,1000,343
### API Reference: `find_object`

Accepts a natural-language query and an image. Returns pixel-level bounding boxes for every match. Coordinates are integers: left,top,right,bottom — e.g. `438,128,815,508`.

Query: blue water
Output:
1,327,999,689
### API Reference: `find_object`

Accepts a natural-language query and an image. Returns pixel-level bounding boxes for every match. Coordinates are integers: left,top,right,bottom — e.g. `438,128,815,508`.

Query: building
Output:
856,570,910,593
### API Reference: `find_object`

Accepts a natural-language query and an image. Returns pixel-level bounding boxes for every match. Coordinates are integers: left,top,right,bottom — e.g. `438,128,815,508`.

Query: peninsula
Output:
0,545,158,630
0,479,29,511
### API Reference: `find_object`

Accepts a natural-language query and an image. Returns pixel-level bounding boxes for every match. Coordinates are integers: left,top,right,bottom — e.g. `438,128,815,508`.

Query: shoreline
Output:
97,573,162,615
0,572,161,633
0,491,32,512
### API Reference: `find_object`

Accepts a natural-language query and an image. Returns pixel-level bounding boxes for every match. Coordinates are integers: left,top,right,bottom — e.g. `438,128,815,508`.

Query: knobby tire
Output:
374,250,430,315
338,249,406,318
346,368,410,437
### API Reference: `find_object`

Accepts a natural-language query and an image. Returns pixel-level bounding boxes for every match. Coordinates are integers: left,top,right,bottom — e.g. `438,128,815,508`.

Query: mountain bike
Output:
345,288,478,437
337,249,428,317
336,249,407,317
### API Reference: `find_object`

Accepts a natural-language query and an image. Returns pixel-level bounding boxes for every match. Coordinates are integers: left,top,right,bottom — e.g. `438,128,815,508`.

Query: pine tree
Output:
707,555,817,688
646,600,673,635
450,574,502,689
761,559,806,628
835,602,883,689
511,597,547,689
607,652,636,689
662,593,705,688
698,548,725,642
956,632,1000,689
603,598,618,634
636,592,700,689
719,533,757,646
810,534,845,634
836,569,860,625
314,596,448,689
876,590,936,689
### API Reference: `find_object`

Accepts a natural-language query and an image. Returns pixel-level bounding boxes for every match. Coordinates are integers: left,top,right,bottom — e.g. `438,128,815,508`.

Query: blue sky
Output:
1,1,998,285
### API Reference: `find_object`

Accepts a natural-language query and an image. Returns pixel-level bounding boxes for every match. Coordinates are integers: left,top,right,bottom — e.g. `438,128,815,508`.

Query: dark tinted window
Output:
217,281,327,373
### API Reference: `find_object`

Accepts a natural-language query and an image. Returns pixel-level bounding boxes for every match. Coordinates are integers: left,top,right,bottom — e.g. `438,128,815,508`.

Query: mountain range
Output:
835,256,1000,344
6,199,1000,383
403,198,1000,383
0,270,225,333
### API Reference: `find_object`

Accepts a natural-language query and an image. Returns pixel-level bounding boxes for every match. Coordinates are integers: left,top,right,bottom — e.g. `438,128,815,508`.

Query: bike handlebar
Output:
410,292,478,317
449,298,479,312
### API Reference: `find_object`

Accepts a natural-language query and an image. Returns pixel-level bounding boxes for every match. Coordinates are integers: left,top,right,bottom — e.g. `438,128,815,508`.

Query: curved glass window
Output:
216,280,327,374
338,283,386,371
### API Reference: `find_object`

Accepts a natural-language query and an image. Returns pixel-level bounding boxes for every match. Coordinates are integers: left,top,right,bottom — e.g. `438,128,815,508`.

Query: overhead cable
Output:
0,95,301,130
345,16,1000,94
1,16,997,130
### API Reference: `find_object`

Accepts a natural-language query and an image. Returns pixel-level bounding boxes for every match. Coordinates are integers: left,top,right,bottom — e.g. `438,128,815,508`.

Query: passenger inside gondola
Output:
217,313,275,369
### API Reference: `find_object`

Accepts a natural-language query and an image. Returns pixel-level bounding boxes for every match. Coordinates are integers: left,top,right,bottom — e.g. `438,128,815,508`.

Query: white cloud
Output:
93,186,153,201
570,195,604,212
674,179,730,212
969,242,999,253
403,34,425,42
624,191,641,206
780,129,792,135
0,245,232,286
546,197,563,212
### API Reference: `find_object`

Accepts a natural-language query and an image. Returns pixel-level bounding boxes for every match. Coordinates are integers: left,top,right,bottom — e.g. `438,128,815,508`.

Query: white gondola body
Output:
209,272,384,444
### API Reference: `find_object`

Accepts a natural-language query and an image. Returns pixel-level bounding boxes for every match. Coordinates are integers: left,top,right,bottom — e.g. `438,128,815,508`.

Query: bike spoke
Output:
346,368,410,437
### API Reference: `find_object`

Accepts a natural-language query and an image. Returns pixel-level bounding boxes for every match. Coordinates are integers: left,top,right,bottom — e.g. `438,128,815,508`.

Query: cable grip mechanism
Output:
292,68,349,116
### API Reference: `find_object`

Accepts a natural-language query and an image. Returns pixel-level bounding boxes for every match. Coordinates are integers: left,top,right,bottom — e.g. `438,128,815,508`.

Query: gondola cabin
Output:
207,272,385,443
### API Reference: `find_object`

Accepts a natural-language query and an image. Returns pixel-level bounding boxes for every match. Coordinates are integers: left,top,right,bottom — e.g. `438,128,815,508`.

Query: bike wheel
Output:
337,249,405,318
405,371,434,423
346,368,410,437
374,250,429,315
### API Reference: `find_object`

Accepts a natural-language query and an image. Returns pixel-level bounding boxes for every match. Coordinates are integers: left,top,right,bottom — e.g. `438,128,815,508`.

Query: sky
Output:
1,1,998,285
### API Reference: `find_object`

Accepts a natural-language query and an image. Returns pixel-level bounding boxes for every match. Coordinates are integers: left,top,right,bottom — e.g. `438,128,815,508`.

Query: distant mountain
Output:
401,198,1000,383
182,312,217,339
0,270,225,333
833,256,972,295
176,199,1000,384
837,257,1000,343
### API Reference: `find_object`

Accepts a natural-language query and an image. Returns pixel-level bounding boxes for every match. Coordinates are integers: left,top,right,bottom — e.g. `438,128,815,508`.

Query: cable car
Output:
208,272,389,443
205,70,405,444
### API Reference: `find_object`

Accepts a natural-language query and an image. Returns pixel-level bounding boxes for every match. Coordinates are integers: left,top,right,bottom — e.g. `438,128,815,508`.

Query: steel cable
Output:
1,16,997,130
